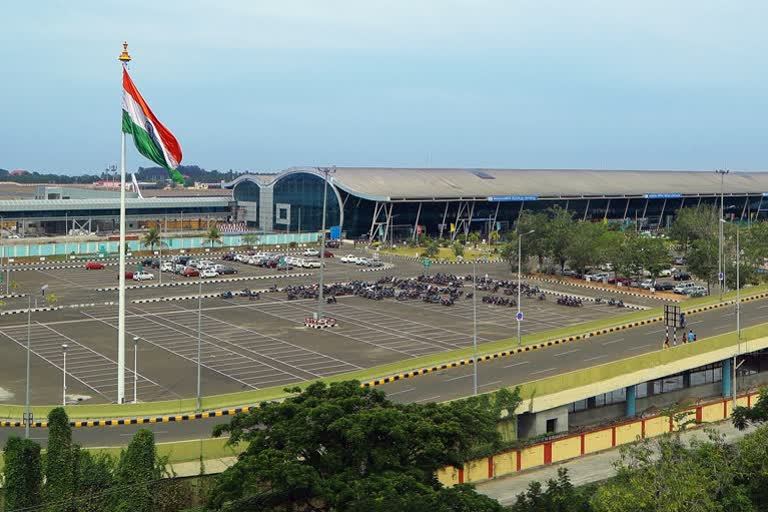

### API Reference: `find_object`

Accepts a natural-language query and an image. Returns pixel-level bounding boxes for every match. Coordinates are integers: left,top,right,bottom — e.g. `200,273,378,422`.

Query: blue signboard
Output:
487,195,539,202
643,193,682,199
329,225,341,240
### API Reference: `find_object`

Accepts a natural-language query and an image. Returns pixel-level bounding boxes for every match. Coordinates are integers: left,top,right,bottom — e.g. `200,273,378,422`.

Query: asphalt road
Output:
0,293,759,448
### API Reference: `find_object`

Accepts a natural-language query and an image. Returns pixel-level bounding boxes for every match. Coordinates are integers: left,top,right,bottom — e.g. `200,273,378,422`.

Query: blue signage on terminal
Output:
643,193,682,199
487,195,539,202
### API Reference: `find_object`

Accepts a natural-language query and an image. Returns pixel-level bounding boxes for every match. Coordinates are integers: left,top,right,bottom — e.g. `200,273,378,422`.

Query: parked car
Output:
341,254,358,263
638,278,656,290
674,256,685,265
586,272,610,282
214,264,237,275
673,271,691,281
561,269,583,279
133,271,155,281
655,281,676,291
356,257,371,266
685,285,708,297
118,272,134,280
303,248,320,257
322,250,334,258
303,260,322,269
141,258,154,266
182,267,200,277
161,262,175,272
673,281,696,294
658,268,676,277
276,262,294,271
85,262,105,270
222,253,236,261
608,275,631,286
325,240,340,248
200,269,218,279
367,259,384,267
234,254,249,263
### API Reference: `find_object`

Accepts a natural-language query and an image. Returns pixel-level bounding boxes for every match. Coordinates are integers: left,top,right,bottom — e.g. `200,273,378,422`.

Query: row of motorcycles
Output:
594,297,626,308
556,296,584,307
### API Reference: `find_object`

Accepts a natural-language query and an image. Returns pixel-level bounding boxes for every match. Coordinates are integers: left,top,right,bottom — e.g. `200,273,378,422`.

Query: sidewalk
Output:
475,421,756,506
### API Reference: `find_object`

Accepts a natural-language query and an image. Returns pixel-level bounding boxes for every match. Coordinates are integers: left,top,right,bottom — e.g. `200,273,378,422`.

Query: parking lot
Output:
0,247,649,406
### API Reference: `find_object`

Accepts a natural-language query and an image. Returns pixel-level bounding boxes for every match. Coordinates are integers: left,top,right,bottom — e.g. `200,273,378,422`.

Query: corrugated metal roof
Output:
0,197,230,212
325,168,768,201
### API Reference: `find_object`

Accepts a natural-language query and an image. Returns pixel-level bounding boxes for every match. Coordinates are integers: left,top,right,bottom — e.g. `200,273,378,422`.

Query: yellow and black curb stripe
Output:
361,292,766,388
0,406,256,429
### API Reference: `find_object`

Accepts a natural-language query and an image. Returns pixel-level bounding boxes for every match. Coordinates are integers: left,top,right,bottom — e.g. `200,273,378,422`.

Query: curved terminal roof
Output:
226,167,768,202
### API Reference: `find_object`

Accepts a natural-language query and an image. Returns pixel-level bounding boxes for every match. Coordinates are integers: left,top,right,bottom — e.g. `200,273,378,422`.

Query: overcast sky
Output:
1,1,767,174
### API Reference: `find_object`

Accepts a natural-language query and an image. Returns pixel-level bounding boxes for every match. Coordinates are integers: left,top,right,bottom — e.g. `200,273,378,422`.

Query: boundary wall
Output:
437,391,757,487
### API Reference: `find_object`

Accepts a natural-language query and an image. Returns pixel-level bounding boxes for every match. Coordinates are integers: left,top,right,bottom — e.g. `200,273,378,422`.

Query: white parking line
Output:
602,337,625,346
445,374,472,382
584,354,609,362
530,367,557,375
553,349,580,358
628,343,655,351
413,395,441,403
502,361,530,369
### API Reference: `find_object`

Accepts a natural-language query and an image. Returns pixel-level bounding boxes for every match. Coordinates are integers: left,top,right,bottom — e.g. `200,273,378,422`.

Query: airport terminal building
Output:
225,167,768,240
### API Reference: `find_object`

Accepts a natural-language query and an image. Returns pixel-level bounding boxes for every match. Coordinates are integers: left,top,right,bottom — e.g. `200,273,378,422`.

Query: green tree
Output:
687,237,719,292
44,408,75,511
636,236,670,282
205,225,223,249
4,436,43,511
141,226,163,253
517,212,550,270
453,241,465,258
72,448,115,512
564,222,607,274
735,423,768,505
511,468,594,512
113,428,162,512
207,381,505,512
468,232,481,247
242,233,260,248
489,230,500,246
422,241,439,258
591,431,752,512
732,388,768,430
544,206,574,272
668,205,718,254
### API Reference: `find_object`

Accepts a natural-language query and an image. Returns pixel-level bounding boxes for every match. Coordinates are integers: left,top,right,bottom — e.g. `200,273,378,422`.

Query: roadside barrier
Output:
0,301,117,316
526,275,680,302
304,317,338,329
537,288,648,311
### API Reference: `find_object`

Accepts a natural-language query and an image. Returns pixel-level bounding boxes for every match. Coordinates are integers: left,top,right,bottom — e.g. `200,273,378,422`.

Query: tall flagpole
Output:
117,42,131,404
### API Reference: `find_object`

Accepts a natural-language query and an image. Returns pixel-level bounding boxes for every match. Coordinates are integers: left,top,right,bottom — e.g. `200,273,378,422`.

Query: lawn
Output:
380,244,503,262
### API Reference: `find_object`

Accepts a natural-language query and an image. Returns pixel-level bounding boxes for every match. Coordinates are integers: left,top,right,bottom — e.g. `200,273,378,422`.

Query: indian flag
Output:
121,69,184,184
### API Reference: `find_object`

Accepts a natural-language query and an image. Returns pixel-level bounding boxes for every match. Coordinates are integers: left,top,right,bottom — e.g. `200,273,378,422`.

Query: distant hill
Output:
0,165,243,185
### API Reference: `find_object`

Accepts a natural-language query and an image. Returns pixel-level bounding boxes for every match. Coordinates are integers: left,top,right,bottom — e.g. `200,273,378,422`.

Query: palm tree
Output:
242,233,260,249
489,230,500,246
205,226,223,249
142,226,163,253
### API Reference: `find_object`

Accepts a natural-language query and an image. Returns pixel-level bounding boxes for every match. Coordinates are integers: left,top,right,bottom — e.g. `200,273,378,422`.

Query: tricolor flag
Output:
121,69,184,184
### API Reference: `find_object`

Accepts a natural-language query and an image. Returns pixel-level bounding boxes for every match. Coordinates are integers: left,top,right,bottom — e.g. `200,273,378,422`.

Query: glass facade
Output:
271,172,341,232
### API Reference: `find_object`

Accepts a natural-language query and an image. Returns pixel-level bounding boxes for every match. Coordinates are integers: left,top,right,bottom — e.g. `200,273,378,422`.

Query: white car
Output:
133,271,155,281
303,260,322,269
234,254,249,263
200,269,218,278
161,262,175,272
674,282,696,294
658,268,676,277
638,279,656,290
303,248,320,257
341,254,358,263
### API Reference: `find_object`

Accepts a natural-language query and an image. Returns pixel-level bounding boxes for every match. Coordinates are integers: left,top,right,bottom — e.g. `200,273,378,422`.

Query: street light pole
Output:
133,336,139,403
25,294,31,439
715,169,729,301
62,344,68,407
196,278,202,411
317,166,336,321
472,259,478,395
517,229,535,346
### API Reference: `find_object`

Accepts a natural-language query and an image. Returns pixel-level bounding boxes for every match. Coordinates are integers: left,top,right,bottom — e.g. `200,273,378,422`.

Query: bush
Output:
453,242,465,258
288,241,297,248
421,242,439,258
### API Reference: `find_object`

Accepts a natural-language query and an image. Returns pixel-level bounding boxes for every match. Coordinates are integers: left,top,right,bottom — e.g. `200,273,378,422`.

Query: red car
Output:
608,276,631,286
85,262,105,270
182,267,200,277
117,272,134,280
323,250,334,258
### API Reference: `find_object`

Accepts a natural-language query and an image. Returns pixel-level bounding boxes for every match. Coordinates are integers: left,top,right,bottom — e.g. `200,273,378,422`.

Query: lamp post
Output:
24,294,31,438
722,218,740,407
133,336,140,403
472,259,478,395
316,166,336,321
62,344,68,406
715,169,729,301
517,229,535,346
196,278,202,411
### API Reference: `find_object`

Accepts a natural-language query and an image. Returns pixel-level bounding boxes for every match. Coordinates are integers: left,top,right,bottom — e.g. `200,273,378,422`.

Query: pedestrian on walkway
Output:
688,329,695,343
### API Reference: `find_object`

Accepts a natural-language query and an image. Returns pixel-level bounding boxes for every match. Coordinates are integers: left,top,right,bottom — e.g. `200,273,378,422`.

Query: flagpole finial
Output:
118,41,132,64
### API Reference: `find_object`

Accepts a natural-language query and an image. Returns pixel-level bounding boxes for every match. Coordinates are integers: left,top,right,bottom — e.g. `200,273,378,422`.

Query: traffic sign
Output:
516,311,523,321
422,259,431,268
719,272,724,281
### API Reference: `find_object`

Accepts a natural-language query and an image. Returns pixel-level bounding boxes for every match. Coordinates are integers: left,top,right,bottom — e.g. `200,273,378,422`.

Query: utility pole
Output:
472,259,478,395
316,166,336,321
196,277,202,411
62,344,68,406
517,229,535,346
715,169,729,301
24,294,31,438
